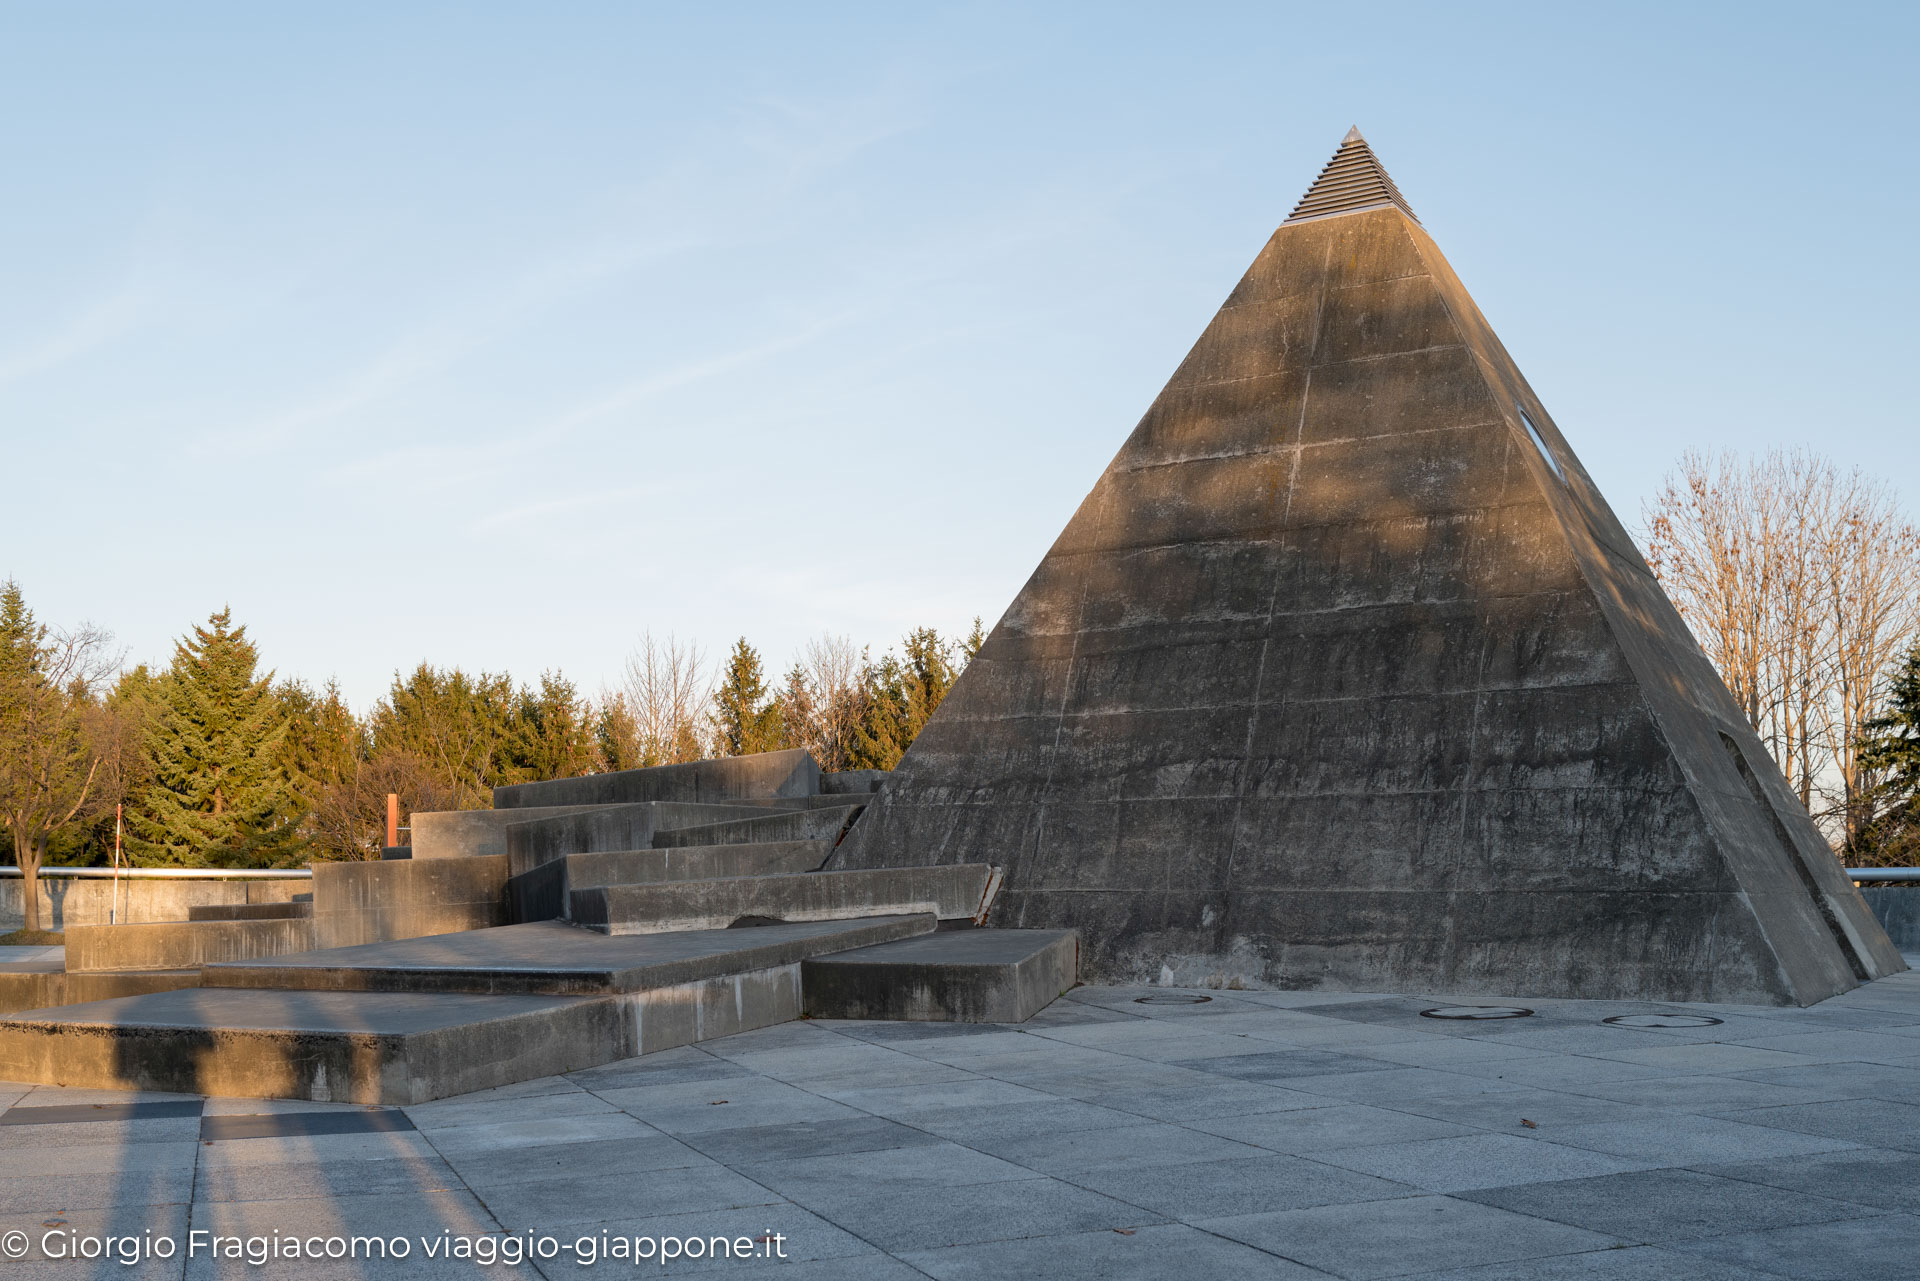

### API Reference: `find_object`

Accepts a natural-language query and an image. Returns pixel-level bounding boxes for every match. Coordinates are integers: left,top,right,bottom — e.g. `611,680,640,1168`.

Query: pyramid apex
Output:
1286,128,1418,226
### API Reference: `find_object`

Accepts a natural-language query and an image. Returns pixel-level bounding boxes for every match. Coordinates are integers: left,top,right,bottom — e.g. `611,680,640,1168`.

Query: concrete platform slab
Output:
575,865,995,934
202,915,937,995
804,928,1077,1023
0,987,627,1103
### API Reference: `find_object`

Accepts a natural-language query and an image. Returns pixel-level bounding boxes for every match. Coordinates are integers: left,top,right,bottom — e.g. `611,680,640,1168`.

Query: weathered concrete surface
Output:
0,875,308,931
804,927,1077,1022
0,965,201,1016
493,749,820,810
187,901,313,922
823,769,889,794
409,804,608,859
507,840,832,923
502,802,829,879
575,865,996,935
1861,887,1920,950
0,987,626,1104
202,915,934,995
652,804,864,850
310,857,508,950
65,919,316,973
833,136,1902,1006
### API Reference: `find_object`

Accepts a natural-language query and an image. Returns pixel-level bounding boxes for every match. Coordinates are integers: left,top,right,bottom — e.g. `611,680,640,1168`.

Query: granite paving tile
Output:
1458,1168,1878,1243
901,1221,1336,1280
1198,1193,1622,1280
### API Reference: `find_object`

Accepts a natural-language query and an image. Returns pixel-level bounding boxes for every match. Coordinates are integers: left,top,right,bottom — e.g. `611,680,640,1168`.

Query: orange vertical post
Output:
386,793,399,849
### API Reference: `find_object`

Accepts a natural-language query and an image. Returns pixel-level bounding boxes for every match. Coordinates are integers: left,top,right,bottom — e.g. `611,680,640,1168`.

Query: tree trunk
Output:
13,829,40,935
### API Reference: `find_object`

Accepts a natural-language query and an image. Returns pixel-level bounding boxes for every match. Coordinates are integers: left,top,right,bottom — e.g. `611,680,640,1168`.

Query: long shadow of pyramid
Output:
837,129,1904,1005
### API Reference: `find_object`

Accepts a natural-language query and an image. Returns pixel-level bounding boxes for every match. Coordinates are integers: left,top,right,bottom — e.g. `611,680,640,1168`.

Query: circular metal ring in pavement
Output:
1602,1013,1724,1029
1134,994,1213,1005
1419,1005,1534,1020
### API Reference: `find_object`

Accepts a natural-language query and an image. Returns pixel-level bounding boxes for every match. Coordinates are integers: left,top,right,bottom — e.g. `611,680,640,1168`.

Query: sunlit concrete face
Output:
838,188,1903,1005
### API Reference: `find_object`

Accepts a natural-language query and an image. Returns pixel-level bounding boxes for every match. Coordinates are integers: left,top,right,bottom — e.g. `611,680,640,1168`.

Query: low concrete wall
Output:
0,876,308,931
0,969,202,1016
66,919,316,972
492,749,820,810
1860,888,1920,951
409,805,609,859
310,857,510,949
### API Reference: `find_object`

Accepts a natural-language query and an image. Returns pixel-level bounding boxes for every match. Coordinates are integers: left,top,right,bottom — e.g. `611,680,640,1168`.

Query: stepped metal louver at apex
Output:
1287,126,1419,224
831,128,1905,1004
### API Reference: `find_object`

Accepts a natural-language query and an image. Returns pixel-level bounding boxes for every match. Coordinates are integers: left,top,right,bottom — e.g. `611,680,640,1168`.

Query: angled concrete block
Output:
652,805,863,850
202,915,935,996
409,805,610,859
0,988,630,1104
65,920,316,973
803,928,1077,1023
309,857,509,950
493,749,820,810
507,841,832,924
573,865,995,935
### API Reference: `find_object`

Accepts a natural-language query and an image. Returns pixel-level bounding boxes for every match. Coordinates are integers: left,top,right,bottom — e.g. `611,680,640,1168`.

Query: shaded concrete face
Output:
837,205,1902,1005
310,858,510,949
803,928,1079,1022
492,749,821,810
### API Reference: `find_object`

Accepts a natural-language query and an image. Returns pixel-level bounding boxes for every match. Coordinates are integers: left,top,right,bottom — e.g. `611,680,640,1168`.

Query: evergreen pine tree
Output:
847,652,910,769
512,672,596,781
713,639,783,756
963,616,986,663
1859,643,1920,864
127,609,305,868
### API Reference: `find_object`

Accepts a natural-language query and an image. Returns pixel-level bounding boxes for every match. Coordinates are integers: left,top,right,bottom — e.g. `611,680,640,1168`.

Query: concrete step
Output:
803,928,1078,1023
0,914,942,1104
188,902,314,922
201,915,934,995
507,840,832,923
573,864,997,935
65,919,317,973
494,748,820,810
0,959,201,1016
0,986,625,1104
503,802,805,878
651,804,864,850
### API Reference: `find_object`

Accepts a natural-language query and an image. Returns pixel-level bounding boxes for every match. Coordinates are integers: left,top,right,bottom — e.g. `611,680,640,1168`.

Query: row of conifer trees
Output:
0,580,979,871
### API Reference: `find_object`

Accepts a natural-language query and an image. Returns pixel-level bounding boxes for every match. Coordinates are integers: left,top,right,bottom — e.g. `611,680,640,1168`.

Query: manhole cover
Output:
1134,994,1213,1005
1602,1013,1724,1029
1419,1006,1533,1021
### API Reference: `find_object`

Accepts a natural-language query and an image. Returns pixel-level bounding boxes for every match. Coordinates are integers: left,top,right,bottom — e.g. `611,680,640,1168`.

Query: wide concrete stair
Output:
0,750,1074,1103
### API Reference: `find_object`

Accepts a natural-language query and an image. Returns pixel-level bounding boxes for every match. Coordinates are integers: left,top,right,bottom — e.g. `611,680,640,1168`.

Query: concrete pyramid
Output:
836,130,1905,1005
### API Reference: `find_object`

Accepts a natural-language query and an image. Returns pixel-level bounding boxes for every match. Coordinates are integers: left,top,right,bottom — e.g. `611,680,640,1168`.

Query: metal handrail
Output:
0,867,310,880
1849,868,1920,883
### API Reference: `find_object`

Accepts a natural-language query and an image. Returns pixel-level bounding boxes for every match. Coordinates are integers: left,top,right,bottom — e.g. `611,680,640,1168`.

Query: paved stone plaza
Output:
5,950,1920,1280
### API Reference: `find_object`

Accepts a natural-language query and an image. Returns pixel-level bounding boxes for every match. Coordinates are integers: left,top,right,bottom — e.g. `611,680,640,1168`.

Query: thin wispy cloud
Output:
0,288,147,388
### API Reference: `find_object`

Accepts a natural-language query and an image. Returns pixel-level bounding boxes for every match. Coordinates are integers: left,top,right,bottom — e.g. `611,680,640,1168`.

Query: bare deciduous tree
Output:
1645,449,1920,850
617,632,713,767
0,583,123,933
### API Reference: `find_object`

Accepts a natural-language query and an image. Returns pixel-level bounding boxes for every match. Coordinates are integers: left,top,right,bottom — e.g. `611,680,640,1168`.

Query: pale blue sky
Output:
3,2,1914,708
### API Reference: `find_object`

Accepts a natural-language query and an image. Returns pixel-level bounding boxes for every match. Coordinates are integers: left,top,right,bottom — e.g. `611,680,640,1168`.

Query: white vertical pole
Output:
110,804,123,926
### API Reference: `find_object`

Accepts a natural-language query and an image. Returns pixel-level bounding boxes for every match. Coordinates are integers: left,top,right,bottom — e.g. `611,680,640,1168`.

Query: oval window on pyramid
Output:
1519,406,1565,481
